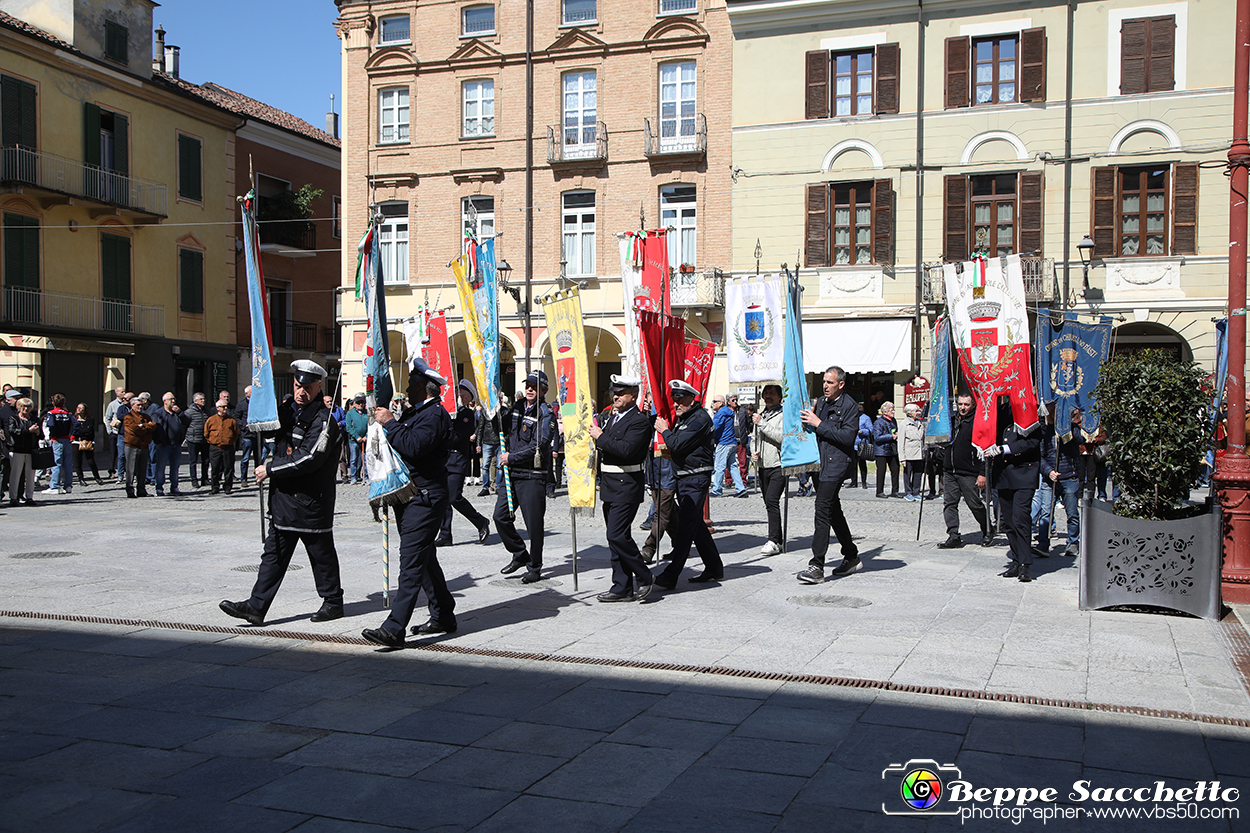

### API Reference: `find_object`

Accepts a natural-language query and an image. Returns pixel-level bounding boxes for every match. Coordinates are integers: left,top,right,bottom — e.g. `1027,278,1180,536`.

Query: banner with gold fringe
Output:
451,256,493,417
541,288,597,513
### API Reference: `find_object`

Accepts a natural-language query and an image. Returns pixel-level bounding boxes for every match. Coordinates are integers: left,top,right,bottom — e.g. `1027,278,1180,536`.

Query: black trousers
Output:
441,470,488,539
603,499,650,593
811,475,856,568
248,528,343,617
657,476,723,582
381,489,454,636
904,459,925,497
875,455,899,495
642,488,676,557
998,487,1035,566
942,471,988,538
759,466,786,545
209,446,235,493
187,442,210,485
494,476,546,570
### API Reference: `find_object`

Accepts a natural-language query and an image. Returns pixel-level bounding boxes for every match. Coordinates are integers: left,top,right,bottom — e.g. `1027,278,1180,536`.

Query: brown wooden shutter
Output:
805,183,829,267
943,175,968,261
945,36,969,109
875,43,900,114
1120,19,1147,94
872,179,894,265
805,50,830,120
1147,16,1176,92
1018,171,1044,256
1171,162,1198,255
1090,167,1118,260
1019,27,1047,102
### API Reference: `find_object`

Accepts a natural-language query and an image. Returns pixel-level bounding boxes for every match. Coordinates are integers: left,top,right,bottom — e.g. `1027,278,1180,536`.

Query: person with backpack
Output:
44,393,75,495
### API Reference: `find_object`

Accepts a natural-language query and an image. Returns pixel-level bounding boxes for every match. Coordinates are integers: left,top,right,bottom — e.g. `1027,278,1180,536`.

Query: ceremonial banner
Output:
780,266,819,471
684,337,716,400
1036,311,1113,440
726,277,784,383
925,315,952,445
475,237,502,417
617,234,647,386
543,289,597,512
452,254,495,420
638,310,685,424
358,222,393,408
422,311,456,414
366,420,416,508
943,254,1038,451
903,376,931,413
240,193,279,430
641,230,669,315
402,312,427,364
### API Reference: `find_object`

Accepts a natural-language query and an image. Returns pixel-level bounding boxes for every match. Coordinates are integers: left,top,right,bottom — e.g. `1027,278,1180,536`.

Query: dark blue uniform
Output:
595,406,655,594
440,403,489,543
655,406,723,586
495,398,554,578
991,402,1042,572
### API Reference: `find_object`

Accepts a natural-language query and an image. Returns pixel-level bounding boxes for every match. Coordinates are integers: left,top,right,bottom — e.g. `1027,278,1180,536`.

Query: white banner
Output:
726,277,784,383
616,234,646,388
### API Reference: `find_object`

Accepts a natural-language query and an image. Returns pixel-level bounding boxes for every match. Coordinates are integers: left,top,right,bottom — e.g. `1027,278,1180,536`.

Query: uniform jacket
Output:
266,399,341,534
123,410,156,448
662,405,714,479
448,404,478,475
502,399,553,480
595,406,654,505
992,418,1042,492
813,392,859,481
383,396,450,493
204,414,239,448
755,406,784,469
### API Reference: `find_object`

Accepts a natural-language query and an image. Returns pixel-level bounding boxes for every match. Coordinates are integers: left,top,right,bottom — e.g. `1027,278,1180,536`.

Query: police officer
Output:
589,374,656,602
362,358,456,647
497,370,554,584
987,397,1042,583
436,379,491,548
220,360,344,626
651,379,723,589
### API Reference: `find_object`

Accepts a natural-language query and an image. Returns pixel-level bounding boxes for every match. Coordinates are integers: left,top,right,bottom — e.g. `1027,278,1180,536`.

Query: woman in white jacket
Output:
900,404,927,501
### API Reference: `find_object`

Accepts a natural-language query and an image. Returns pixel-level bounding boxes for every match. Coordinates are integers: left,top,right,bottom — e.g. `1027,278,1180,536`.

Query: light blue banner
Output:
240,196,279,431
925,315,951,445
476,237,501,417
780,266,818,470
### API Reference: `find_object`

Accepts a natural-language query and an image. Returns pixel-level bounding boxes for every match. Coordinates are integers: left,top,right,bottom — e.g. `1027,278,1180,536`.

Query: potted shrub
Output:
1080,349,1221,618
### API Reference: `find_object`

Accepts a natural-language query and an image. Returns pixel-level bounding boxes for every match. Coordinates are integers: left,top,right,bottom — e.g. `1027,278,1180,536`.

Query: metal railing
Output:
659,0,696,13
0,146,167,217
2,286,164,336
922,256,1058,305
259,220,316,251
547,122,607,164
644,113,706,157
670,266,725,309
322,326,341,355
562,1,596,24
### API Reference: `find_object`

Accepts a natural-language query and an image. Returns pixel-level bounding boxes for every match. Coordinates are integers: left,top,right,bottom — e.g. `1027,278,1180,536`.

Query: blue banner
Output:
359,222,393,407
925,315,952,445
1205,318,1229,476
1037,311,1112,440
476,237,501,417
780,266,819,471
240,195,279,431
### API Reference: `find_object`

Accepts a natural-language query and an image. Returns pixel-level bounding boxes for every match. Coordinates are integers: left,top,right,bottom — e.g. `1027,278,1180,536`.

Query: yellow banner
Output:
451,255,491,414
541,289,597,511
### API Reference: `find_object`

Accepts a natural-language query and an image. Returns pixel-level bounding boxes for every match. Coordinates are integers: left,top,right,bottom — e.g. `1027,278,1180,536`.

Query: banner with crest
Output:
542,289,597,513
423,311,457,414
925,315,952,445
239,191,280,431
780,266,819,471
1036,311,1112,441
726,277,784,383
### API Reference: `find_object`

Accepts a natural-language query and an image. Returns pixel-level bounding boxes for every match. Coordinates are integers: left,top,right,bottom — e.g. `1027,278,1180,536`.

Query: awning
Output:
802,318,912,375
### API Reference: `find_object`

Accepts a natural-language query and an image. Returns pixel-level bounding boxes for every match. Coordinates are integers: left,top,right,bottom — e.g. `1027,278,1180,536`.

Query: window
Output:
462,5,495,36
84,103,128,174
177,134,202,201
1120,16,1175,94
104,20,128,63
969,174,1017,255
804,43,899,119
945,29,1046,108
563,0,596,25
562,71,597,157
1,74,37,150
659,62,696,151
661,185,696,271
379,14,411,43
179,248,204,314
659,0,696,14
562,191,595,277
973,36,1017,105
378,202,409,285
378,87,409,144
1090,163,1197,259
805,179,895,268
1117,167,1166,256
3,213,39,289
462,80,495,137
941,172,1043,261
462,196,494,242
331,196,342,239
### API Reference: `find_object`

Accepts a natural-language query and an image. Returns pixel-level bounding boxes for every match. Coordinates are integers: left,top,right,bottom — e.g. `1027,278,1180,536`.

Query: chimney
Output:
165,45,180,78
326,112,339,139
153,25,166,73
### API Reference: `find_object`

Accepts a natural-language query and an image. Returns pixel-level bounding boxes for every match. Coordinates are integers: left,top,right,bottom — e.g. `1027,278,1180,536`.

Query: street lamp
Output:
1077,235,1095,293
497,259,518,302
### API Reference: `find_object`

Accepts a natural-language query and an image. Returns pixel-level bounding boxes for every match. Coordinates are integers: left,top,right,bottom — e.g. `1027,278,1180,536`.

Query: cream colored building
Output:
335,0,734,405
729,0,1235,405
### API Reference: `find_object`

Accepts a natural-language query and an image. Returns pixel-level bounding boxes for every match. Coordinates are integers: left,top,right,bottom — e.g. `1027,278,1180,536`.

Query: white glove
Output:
981,444,1002,458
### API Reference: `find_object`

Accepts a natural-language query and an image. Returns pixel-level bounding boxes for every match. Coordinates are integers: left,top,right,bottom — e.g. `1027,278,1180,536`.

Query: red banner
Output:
684,338,716,401
903,375,931,413
638,230,670,315
422,311,457,414
639,310,685,423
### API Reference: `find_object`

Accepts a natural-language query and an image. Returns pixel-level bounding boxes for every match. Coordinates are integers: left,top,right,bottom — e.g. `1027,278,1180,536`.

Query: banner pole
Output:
382,503,390,608
570,509,579,592
782,483,788,554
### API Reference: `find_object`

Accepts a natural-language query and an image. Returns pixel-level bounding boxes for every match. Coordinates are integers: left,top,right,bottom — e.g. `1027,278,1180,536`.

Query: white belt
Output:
601,463,644,474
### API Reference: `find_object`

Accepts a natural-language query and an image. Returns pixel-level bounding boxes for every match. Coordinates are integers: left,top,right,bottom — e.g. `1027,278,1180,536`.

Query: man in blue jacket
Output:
798,365,862,583
709,394,747,497
150,392,190,496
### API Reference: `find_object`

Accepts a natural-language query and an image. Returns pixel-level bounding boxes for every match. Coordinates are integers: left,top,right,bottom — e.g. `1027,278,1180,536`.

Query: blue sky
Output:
153,0,342,132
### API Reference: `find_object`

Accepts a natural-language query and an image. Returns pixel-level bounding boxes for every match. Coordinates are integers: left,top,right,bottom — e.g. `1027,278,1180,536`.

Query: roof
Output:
0,10,80,54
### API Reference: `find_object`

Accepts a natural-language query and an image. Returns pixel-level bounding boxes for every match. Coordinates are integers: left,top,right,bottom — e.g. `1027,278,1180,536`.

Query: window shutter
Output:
1171,162,1198,255
1090,167,1117,260
944,36,970,109
180,249,204,313
4,213,38,289
1120,19,1147,95
1148,16,1176,92
805,183,829,267
1018,171,1044,256
1019,28,1047,102
804,50,829,120
1,76,36,149
872,179,894,265
875,43,900,114
113,112,128,176
101,233,130,301
83,103,101,167
178,135,202,201
18,78,35,149
943,175,968,261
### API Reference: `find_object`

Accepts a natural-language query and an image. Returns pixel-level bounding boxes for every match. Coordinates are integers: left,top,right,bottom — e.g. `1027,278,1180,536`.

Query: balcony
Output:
2,286,164,336
0,146,167,220
922,256,1058,305
258,220,316,258
547,122,607,165
670,266,725,310
271,320,338,353
644,114,706,159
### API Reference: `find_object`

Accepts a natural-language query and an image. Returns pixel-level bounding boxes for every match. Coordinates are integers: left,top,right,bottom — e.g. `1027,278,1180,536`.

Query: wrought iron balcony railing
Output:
547,122,608,164
0,146,167,217
644,114,706,158
922,256,1058,305
2,286,164,336
669,266,725,309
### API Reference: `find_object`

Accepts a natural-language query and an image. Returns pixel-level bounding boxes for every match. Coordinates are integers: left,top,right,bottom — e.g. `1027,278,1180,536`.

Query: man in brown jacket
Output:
205,401,240,494
122,397,156,498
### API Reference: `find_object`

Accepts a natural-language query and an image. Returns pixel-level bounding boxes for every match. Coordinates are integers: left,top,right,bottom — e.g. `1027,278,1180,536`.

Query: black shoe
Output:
361,627,405,648
219,600,264,626
937,536,964,549
597,590,634,602
478,487,491,497
434,536,452,547
888,493,902,499
634,582,654,603
639,519,653,530
1031,545,1050,558
521,570,542,584
477,522,491,544
652,573,677,590
640,550,657,565
501,556,528,575
999,562,1021,578
410,619,457,635
1018,564,1033,583
831,556,862,577
875,493,888,499
688,571,724,583
310,602,343,623
981,534,996,547
8,500,18,507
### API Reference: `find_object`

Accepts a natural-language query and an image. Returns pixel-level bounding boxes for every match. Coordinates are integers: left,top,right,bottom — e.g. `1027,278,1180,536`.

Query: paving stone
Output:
620,797,779,833
182,722,329,760
110,680,268,716
858,699,976,735
40,707,235,750
654,764,806,816
146,756,298,801
645,690,764,725
1082,720,1216,780
415,746,565,791
3,740,206,790
733,704,861,747
100,796,307,833
0,730,75,762
276,732,458,777
963,715,1085,762
470,794,639,833
186,664,304,691
374,708,509,746
275,699,420,735
527,686,664,732
1,780,174,833
605,714,734,752
702,736,832,777
831,724,964,773
528,742,700,808
474,721,606,759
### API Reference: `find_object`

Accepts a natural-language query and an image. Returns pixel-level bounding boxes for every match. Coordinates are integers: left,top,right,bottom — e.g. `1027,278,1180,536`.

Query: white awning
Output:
801,318,913,375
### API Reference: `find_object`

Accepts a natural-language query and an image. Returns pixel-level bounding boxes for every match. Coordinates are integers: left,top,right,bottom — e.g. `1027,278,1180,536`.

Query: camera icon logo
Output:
882,759,962,816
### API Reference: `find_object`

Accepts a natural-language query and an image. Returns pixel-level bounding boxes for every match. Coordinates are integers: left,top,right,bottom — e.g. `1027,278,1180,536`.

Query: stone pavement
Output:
1,476,1248,830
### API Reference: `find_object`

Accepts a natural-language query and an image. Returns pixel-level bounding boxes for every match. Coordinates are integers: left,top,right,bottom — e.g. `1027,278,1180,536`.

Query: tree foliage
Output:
1092,349,1207,520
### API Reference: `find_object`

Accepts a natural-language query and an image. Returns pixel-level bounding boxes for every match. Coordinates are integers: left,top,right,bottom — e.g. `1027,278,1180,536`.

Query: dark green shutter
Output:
178,134,201,201
179,248,203,313
2,75,36,149
101,233,130,301
112,112,128,176
83,103,101,167
4,213,39,289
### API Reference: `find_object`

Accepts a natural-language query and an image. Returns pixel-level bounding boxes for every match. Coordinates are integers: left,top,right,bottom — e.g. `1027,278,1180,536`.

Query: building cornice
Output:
237,122,340,170
727,0,1060,32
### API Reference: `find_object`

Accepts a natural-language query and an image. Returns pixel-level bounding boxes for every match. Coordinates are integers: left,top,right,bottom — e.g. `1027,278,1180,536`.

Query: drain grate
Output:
231,564,302,572
788,594,872,609
224,508,257,513
487,578,563,590
10,552,79,560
